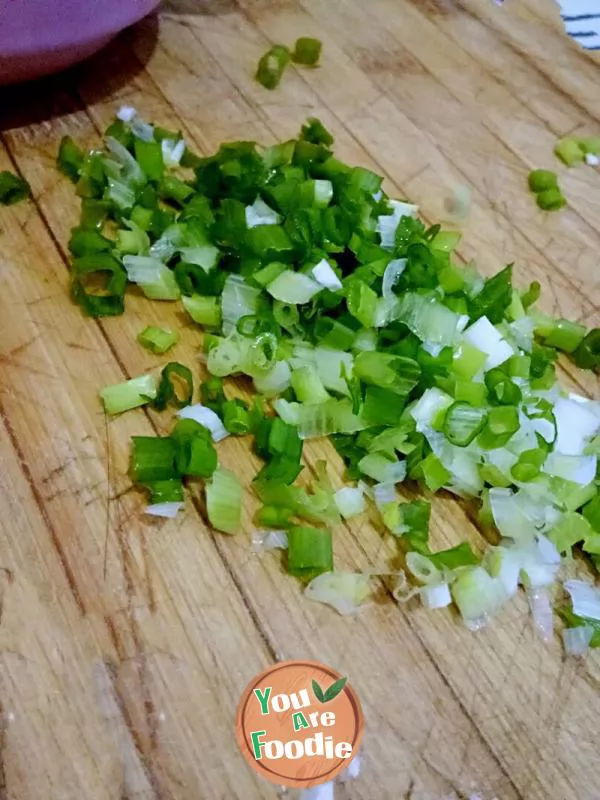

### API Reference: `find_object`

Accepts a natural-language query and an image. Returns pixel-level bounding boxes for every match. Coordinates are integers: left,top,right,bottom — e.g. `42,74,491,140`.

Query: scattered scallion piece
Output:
130,436,177,482
305,571,371,615
137,326,179,354
122,255,181,300
171,418,218,478
206,467,242,534
573,329,600,370
554,137,585,166
255,44,291,90
143,478,184,504
182,294,221,326
223,399,251,435
153,362,193,411
580,136,600,156
71,253,127,317
100,373,157,415
292,37,322,67
536,188,566,212
287,525,333,580
0,170,31,205
527,169,558,193
57,136,85,183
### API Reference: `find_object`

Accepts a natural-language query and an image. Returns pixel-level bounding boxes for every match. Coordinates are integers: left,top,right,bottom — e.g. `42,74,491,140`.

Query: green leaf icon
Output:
323,676,347,703
312,679,325,703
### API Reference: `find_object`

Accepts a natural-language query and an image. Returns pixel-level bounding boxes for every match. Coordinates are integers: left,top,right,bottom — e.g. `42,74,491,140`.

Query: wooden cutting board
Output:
0,1,599,798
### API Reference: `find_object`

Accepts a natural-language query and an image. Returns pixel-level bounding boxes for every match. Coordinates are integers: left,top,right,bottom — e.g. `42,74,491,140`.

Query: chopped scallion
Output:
100,373,157,415
0,170,31,205
292,37,322,67
256,45,291,90
153,362,193,411
137,326,179,354
206,467,242,534
287,525,333,580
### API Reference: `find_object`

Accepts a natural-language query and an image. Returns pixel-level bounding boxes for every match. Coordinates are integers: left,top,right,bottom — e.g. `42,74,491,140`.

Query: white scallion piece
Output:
374,295,400,328
527,586,554,641
267,271,322,304
486,546,521,598
563,626,594,656
395,292,466,347
536,534,561,565
543,453,597,486
253,360,292,396
422,583,452,609
451,566,507,630
552,397,600,456
122,255,181,300
221,275,261,335
311,258,343,291
334,486,366,519
161,138,186,167
382,258,407,299
305,571,372,615
488,487,538,542
406,552,441,586
509,315,535,351
296,398,367,439
145,502,184,519
148,223,185,262
245,197,280,228
377,199,419,249
116,105,137,122
314,348,353,396
529,416,555,443
352,328,378,352
410,387,453,432
251,529,288,553
358,453,406,484
179,244,219,271
462,316,514,371
131,118,155,142
177,404,229,442
272,398,301,426
373,482,396,509
421,341,444,357
314,179,334,207
564,579,600,621
105,136,145,186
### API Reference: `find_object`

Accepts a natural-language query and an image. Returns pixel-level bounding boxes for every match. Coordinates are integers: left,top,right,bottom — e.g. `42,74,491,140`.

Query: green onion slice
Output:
100,373,157,415
153,362,193,411
206,467,242,534
292,37,322,66
256,45,291,90
137,326,179,354
444,402,487,447
0,170,31,205
287,525,333,580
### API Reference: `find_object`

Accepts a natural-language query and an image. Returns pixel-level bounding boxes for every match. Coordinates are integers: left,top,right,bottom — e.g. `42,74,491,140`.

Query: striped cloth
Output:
556,0,600,49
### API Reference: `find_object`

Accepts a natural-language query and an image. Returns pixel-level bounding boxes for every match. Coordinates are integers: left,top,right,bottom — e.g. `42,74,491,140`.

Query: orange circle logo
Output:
236,659,364,788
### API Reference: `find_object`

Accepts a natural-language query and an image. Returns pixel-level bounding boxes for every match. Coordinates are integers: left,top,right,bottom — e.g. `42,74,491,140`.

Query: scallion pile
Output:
60,108,600,648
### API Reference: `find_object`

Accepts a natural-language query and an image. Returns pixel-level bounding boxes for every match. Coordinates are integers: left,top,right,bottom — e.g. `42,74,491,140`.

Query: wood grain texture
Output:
0,1,598,798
